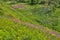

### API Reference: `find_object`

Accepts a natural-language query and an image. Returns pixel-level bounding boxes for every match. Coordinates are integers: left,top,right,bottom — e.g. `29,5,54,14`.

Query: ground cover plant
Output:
0,0,60,40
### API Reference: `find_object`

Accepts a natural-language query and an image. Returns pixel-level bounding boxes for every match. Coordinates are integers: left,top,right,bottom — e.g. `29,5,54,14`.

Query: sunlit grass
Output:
0,3,60,40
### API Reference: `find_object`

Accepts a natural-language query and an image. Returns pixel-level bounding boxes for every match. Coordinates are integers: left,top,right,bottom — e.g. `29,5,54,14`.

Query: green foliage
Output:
31,6,60,31
0,0,60,6
1,3,59,32
0,8,4,16
0,1,60,40
0,17,58,40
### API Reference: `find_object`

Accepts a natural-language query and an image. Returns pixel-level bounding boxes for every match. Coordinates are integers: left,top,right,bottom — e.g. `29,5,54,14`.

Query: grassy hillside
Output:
1,3,60,32
0,11,60,40
0,2,60,40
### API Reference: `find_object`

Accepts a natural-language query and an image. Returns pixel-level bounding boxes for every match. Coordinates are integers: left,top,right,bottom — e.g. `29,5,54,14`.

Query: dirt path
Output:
8,17,60,38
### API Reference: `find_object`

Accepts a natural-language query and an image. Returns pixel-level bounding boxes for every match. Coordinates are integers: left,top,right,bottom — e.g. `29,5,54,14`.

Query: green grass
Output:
3,3,60,32
0,16,59,40
0,3,60,32
0,3,60,40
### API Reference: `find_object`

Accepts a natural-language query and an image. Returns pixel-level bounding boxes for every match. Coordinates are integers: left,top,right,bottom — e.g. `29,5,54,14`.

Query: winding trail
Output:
8,17,60,38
